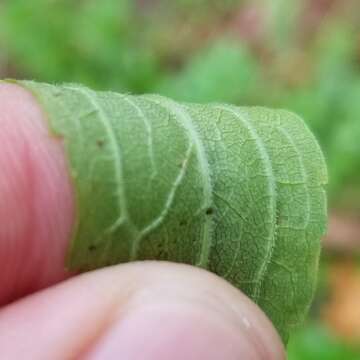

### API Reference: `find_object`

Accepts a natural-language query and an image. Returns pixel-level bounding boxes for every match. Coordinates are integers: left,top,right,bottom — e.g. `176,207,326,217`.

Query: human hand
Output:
0,83,285,359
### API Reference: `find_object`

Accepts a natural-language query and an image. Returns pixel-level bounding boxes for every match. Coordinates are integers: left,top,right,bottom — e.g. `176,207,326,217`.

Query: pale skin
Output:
0,83,285,360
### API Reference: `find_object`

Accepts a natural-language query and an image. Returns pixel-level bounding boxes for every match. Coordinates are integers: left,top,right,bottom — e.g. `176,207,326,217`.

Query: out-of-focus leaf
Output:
157,40,261,104
287,323,360,360
0,0,160,92
328,83,360,197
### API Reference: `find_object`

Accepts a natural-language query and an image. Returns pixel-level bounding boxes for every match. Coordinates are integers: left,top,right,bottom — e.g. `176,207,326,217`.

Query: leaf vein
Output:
144,96,214,267
216,105,277,302
64,85,130,232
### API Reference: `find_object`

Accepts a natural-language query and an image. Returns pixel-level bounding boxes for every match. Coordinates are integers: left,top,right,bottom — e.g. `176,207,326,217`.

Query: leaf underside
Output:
14,80,327,343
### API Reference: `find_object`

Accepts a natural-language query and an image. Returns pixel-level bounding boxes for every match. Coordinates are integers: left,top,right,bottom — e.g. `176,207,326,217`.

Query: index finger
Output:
0,83,74,305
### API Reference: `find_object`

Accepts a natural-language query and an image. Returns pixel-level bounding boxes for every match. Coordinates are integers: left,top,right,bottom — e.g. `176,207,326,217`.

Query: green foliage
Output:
157,40,261,104
328,82,360,204
14,80,328,343
288,324,360,360
276,24,360,203
155,0,242,15
0,0,159,92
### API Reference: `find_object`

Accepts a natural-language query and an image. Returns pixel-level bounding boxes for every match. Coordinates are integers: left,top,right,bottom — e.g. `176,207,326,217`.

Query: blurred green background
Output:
1,0,359,357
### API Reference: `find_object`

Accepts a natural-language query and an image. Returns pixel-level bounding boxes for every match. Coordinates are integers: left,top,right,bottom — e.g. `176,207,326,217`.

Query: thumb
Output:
0,262,285,359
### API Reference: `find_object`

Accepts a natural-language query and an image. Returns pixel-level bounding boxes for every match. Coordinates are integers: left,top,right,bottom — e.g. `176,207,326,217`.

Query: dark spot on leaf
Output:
159,250,168,258
179,219,187,226
88,245,97,251
276,209,282,225
206,207,214,215
96,139,105,148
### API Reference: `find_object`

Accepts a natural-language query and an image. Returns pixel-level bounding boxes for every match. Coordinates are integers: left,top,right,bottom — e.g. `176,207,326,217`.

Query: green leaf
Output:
12,80,327,343
287,323,360,360
157,40,260,104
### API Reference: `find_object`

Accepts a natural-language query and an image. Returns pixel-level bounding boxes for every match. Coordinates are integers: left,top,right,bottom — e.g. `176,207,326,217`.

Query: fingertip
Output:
0,83,75,305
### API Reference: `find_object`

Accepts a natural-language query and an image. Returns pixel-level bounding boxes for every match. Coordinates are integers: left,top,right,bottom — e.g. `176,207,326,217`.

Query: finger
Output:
0,262,285,360
0,83,74,305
